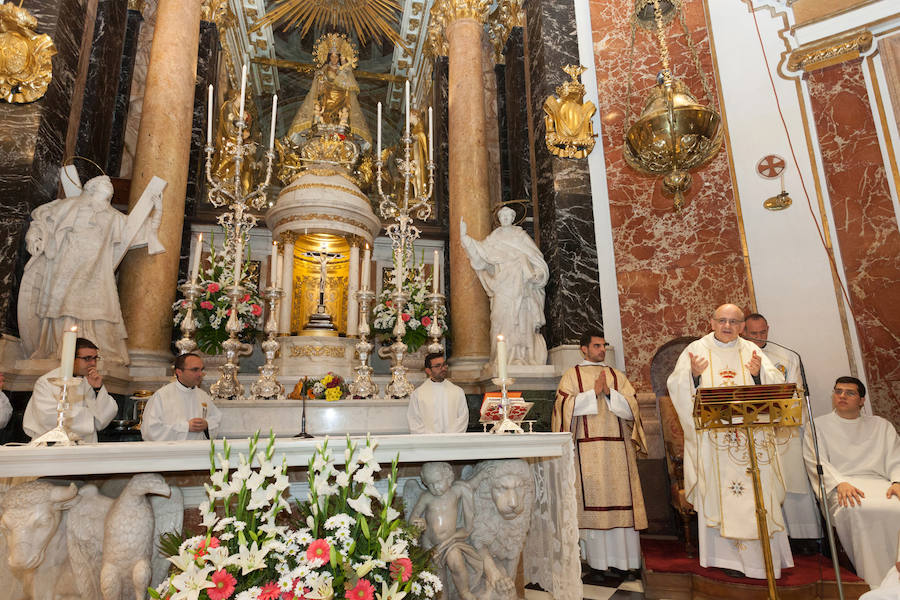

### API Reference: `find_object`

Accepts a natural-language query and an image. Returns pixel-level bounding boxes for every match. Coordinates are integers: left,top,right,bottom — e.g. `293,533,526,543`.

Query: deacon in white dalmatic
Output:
141,353,222,441
804,376,900,588
407,352,469,434
744,313,822,540
667,303,792,579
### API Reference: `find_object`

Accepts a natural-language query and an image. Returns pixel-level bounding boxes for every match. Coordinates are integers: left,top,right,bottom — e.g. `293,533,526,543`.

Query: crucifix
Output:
301,245,344,332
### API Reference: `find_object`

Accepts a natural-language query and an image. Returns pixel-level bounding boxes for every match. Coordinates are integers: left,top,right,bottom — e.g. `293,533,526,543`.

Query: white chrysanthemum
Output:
324,513,355,530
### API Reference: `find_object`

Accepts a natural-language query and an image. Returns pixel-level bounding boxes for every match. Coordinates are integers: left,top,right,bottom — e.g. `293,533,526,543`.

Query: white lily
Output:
347,494,373,517
232,540,269,575
376,580,408,600
169,564,215,600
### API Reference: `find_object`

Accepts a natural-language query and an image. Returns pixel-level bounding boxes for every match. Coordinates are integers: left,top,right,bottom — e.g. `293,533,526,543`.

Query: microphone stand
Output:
745,336,844,600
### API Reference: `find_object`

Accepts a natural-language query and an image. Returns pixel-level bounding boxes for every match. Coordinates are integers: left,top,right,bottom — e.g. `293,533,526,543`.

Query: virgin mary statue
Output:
288,33,372,148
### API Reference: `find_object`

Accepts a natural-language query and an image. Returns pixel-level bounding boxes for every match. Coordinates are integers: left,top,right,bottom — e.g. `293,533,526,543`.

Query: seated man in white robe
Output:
804,376,900,587
141,353,222,441
744,313,822,541
407,352,469,434
23,338,118,443
667,303,793,579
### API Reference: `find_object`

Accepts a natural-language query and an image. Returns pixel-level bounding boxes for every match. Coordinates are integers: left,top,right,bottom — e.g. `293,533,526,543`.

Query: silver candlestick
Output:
250,285,285,401
349,288,377,399
426,291,445,354
28,377,84,446
175,281,203,355
384,289,414,399
210,283,246,402
490,376,523,434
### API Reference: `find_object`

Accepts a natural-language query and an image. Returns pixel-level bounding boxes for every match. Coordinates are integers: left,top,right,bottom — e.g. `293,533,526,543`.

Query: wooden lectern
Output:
693,383,803,600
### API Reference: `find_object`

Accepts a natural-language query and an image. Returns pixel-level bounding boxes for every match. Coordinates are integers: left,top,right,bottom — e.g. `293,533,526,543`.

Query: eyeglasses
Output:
833,388,860,398
76,355,100,362
713,318,744,326
182,367,205,372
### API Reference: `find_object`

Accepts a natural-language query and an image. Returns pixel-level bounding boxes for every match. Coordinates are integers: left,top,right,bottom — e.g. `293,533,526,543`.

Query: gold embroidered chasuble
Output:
552,364,648,531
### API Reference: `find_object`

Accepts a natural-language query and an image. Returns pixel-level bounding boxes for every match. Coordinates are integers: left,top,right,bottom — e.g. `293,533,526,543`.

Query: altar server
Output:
553,329,647,575
23,338,118,443
407,352,469,434
141,353,221,441
744,313,822,540
667,303,793,578
804,376,900,587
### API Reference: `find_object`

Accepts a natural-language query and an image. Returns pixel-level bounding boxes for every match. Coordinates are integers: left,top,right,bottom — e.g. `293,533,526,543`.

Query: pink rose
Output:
421,316,432,327
401,313,411,322
200,301,214,310
251,304,262,316
207,283,220,293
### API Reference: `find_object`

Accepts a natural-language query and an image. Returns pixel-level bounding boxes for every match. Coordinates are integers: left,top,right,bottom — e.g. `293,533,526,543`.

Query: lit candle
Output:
238,64,247,123
207,85,214,146
361,245,371,291
269,94,278,149
270,240,278,285
189,232,203,284
496,334,508,381
60,326,77,380
233,238,243,284
432,249,439,293
428,106,433,162
405,80,410,137
376,102,382,157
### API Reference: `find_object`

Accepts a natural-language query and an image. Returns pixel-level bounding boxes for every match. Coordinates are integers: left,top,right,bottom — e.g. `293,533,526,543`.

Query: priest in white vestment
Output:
667,304,793,578
142,353,222,441
745,313,822,540
552,330,647,573
23,338,118,443
804,376,900,587
407,353,469,434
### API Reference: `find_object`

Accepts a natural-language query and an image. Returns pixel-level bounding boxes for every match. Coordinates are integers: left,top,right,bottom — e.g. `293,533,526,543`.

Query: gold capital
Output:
426,0,492,56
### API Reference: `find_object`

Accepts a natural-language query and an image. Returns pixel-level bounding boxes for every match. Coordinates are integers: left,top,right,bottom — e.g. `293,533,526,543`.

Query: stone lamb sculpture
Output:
101,473,171,600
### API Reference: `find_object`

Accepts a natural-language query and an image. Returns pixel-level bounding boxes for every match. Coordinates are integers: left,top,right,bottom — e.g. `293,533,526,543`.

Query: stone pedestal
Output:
276,335,359,380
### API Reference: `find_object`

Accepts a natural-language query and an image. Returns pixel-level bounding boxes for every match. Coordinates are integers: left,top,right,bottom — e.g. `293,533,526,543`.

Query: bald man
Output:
667,303,792,579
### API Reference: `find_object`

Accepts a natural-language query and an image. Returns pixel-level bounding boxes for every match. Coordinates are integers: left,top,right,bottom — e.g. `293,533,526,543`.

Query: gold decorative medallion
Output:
0,3,57,104
543,65,597,159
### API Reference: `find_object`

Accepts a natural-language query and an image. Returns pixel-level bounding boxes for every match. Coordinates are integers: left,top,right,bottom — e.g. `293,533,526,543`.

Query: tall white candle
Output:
405,80,410,137
189,232,203,284
270,240,278,285
269,94,278,149
207,85,214,146
361,246,371,291
238,64,247,122
276,252,284,289
496,335,508,381
60,326,77,380
428,107,433,162
376,102,382,157
432,249,439,293
233,238,243,284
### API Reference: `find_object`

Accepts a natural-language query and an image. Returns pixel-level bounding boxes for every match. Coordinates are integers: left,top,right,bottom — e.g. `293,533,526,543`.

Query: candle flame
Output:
70,326,78,332
497,334,504,341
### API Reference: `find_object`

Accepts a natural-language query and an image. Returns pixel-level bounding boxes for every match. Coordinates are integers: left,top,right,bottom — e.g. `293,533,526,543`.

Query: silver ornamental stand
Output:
175,281,203,354
250,285,285,400
491,376,523,434
28,377,84,446
426,290,445,354
349,288,378,398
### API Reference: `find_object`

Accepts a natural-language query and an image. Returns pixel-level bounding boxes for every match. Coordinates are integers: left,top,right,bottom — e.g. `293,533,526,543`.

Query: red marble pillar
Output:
807,58,900,422
589,0,751,390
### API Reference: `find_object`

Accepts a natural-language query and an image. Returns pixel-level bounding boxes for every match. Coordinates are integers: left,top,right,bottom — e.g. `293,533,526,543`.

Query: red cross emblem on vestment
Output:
756,154,786,179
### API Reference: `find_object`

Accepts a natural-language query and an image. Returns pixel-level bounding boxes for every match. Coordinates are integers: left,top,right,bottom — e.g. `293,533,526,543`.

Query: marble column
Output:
0,0,88,332
279,233,297,335
347,243,361,337
117,0,202,371
431,0,493,378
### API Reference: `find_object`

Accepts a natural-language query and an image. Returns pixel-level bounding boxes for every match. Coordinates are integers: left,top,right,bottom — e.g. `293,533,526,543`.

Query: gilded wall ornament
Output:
289,344,346,358
787,29,873,73
542,65,597,159
0,3,56,104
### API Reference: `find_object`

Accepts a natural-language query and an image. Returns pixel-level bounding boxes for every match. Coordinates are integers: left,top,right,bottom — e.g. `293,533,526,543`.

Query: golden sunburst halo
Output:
253,0,402,46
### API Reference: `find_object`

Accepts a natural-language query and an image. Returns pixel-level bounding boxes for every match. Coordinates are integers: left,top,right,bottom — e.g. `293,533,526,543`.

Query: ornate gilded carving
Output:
280,182,370,204
200,0,228,23
787,29,873,72
275,212,372,232
250,0,401,46
0,3,56,104
487,0,524,62
543,65,597,159
289,344,346,358
127,0,146,11
280,231,299,245
427,0,492,57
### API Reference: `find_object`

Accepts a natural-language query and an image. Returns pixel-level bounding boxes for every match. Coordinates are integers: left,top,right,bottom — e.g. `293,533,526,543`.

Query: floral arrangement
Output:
150,433,440,600
371,255,446,353
289,373,349,402
174,233,263,355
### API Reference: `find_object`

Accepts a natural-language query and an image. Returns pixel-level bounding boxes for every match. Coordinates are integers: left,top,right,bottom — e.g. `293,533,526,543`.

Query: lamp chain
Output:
652,0,672,85
678,7,716,105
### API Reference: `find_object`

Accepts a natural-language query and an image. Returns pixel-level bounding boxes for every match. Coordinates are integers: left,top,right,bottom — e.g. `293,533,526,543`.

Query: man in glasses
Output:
667,303,789,579
23,337,118,443
141,353,221,441
407,352,469,434
803,376,900,587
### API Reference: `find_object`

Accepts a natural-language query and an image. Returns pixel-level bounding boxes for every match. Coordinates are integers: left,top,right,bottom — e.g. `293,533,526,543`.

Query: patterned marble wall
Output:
589,0,751,391
106,7,143,176
0,0,88,332
806,58,900,422
525,0,603,350
502,27,534,237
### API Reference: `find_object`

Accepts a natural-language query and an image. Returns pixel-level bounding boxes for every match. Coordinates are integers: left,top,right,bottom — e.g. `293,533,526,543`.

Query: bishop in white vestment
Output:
667,304,793,578
804,376,900,587
407,353,469,434
142,353,222,441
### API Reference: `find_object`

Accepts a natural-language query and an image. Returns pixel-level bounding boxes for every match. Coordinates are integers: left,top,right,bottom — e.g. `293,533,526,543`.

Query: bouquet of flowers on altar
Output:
150,432,440,600
371,254,446,353
173,233,263,355
289,372,349,402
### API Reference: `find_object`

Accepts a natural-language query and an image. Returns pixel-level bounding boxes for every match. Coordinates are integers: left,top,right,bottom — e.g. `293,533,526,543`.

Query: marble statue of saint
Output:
288,33,372,146
17,174,165,366
460,206,549,368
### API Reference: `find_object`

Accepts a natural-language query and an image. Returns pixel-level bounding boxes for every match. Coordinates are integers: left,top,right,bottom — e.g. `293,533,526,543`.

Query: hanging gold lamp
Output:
623,0,722,210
